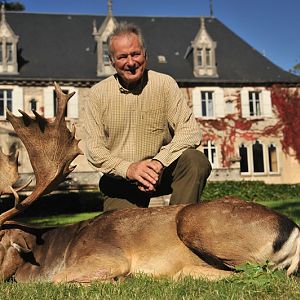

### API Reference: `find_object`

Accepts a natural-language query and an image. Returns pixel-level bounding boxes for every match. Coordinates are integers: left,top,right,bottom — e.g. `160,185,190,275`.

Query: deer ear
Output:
11,239,31,253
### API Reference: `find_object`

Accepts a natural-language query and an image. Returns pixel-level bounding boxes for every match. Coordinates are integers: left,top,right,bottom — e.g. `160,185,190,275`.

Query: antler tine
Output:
0,83,82,226
54,82,75,124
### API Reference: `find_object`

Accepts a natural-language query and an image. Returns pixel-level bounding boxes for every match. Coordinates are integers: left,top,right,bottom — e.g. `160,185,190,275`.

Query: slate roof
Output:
2,11,300,86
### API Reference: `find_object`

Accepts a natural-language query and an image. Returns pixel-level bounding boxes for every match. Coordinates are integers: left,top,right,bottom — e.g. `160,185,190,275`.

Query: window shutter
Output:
262,90,272,117
240,88,250,117
12,86,23,115
214,88,225,118
67,88,78,118
192,88,201,118
43,87,54,118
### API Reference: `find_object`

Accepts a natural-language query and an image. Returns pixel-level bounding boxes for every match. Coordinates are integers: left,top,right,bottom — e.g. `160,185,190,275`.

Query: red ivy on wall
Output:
271,85,300,162
196,85,300,167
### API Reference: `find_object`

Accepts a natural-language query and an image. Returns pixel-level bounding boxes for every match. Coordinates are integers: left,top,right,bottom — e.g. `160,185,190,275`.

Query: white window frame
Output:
201,91,214,117
241,87,272,118
192,87,225,119
0,85,23,119
240,141,281,176
203,141,218,169
249,91,261,116
43,86,78,119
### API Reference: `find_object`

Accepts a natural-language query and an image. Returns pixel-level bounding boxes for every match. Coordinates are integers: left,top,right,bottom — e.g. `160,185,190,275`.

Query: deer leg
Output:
52,254,131,284
173,265,234,281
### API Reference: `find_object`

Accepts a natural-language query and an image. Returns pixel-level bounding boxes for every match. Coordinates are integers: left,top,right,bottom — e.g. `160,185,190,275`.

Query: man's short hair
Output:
108,22,146,59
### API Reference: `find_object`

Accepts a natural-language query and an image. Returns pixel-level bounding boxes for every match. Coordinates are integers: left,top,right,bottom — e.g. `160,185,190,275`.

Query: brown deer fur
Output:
0,197,299,282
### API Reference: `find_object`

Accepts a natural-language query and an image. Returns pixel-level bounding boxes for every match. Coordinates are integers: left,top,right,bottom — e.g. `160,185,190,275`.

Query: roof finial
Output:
201,16,206,30
209,0,214,17
108,0,113,17
1,3,5,22
92,19,98,35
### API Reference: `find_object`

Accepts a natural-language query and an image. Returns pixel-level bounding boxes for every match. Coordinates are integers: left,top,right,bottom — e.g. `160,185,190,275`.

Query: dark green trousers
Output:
99,149,212,211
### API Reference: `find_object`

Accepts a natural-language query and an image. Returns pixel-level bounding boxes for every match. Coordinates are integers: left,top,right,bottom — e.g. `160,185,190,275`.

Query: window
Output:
203,141,217,168
252,141,264,173
196,48,203,66
0,89,12,116
241,88,272,118
201,91,214,117
196,48,212,67
268,144,278,173
102,41,110,65
6,43,13,63
205,48,211,65
29,98,37,111
0,43,2,63
239,144,249,173
192,87,224,118
249,91,261,116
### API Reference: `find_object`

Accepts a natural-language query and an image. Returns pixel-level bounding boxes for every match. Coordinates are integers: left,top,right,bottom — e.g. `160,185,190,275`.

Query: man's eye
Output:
117,55,127,60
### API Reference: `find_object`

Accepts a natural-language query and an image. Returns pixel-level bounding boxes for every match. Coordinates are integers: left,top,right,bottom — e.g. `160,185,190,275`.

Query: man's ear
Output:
110,56,115,68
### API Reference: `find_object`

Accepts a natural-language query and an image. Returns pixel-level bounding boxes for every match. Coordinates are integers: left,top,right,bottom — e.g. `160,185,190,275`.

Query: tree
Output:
290,63,300,76
3,1,25,11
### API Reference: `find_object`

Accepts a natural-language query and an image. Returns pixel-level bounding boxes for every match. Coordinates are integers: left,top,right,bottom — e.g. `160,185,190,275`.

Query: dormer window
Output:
102,41,110,66
191,17,218,78
92,1,117,77
0,6,19,74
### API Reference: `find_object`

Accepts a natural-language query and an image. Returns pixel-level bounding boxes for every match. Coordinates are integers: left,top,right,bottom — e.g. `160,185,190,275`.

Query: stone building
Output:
0,5,299,191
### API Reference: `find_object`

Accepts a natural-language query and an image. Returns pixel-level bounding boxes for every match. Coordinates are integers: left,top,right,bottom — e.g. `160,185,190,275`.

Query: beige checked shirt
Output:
84,70,202,178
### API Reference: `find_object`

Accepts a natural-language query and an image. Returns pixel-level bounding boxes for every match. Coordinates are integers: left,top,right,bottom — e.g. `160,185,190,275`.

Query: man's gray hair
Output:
108,22,146,59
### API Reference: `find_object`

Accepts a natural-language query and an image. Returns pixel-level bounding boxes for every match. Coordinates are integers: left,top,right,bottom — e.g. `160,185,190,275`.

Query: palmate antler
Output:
0,82,83,226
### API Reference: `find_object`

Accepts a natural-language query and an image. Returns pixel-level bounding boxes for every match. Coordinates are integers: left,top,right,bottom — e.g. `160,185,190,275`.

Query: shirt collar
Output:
115,71,148,95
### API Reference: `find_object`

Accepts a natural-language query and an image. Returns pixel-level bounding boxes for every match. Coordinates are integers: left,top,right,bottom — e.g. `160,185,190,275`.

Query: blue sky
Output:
20,0,300,72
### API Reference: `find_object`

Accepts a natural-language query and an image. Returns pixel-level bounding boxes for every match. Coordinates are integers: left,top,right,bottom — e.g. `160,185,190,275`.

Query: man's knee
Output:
179,149,212,178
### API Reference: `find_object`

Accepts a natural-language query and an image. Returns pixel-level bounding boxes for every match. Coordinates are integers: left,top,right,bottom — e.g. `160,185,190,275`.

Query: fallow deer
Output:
0,83,299,283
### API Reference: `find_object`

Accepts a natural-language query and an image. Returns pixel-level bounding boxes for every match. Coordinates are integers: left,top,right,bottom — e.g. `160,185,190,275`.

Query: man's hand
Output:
126,159,163,192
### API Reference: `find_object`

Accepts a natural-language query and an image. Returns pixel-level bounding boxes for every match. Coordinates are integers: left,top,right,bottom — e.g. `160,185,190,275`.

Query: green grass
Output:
2,182,300,299
16,212,101,227
1,271,300,300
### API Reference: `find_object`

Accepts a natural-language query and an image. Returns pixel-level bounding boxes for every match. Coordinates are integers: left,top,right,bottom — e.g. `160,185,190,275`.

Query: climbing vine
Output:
271,85,300,162
196,85,300,167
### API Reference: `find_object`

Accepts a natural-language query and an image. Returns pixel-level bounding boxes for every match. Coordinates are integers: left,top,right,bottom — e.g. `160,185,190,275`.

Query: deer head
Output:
0,82,83,226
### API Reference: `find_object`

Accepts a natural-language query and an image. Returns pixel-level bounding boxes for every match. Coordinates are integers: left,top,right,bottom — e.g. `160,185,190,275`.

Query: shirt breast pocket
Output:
140,108,165,133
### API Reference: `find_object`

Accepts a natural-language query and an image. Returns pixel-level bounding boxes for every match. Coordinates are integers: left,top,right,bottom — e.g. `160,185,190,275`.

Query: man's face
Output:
110,33,146,88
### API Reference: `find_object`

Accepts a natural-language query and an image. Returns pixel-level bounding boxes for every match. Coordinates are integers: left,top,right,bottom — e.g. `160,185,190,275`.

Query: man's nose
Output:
126,55,135,65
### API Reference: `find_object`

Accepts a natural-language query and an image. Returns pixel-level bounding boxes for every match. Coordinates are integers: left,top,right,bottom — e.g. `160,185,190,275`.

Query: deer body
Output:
1,197,300,283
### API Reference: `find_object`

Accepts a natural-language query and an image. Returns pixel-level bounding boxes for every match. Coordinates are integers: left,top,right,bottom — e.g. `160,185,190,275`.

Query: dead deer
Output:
0,83,299,283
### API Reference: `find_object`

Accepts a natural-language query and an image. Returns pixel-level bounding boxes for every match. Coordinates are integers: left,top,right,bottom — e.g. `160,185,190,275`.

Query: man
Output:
84,22,211,211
